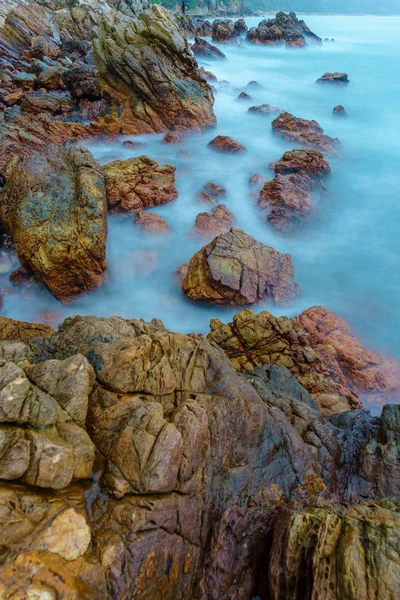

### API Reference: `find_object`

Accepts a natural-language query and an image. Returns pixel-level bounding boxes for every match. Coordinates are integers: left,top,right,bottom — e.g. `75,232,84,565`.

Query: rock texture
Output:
0,311,398,599
208,135,247,153
247,12,322,48
104,155,178,214
181,228,299,306
248,103,281,115
272,112,341,154
333,104,346,115
0,144,107,302
212,19,241,43
191,204,235,238
258,150,330,232
133,211,169,234
209,306,400,414
191,36,226,60
317,72,350,84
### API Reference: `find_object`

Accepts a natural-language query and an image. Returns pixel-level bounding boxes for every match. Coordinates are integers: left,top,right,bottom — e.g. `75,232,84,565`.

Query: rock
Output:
292,306,400,399
198,67,217,82
62,66,101,100
10,71,36,89
104,155,178,214
0,316,54,341
181,228,299,306
133,211,170,234
208,135,247,153
249,173,265,185
175,14,212,37
162,130,189,144
9,267,35,288
234,18,248,35
21,91,71,115
248,103,281,115
203,182,227,197
273,148,331,177
237,91,252,101
191,36,226,60
333,104,346,115
37,65,64,90
247,80,263,89
195,191,217,204
0,144,107,302
269,500,400,600
192,204,235,238
247,12,321,47
212,19,241,43
258,173,313,232
35,507,91,561
272,112,341,154
317,72,350,84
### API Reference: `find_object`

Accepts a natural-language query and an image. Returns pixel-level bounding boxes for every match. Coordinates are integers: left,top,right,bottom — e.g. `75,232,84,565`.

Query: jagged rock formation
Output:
272,112,341,154
0,144,107,301
191,204,235,238
247,11,322,48
0,313,398,599
317,72,350,84
191,36,226,60
180,228,299,306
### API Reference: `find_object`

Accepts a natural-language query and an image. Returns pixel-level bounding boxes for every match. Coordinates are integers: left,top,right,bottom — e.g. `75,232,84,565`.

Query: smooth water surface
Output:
2,15,400,410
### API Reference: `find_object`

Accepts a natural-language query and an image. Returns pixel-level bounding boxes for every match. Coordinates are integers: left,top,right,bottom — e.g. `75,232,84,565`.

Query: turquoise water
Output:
1,15,400,409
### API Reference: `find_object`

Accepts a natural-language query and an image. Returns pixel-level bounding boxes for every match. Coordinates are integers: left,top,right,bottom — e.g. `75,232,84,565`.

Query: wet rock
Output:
198,67,217,82
333,104,346,115
181,228,299,306
237,91,252,101
208,135,247,153
133,211,170,234
203,182,227,197
317,72,350,84
248,103,281,115
212,19,241,43
175,14,212,37
292,306,400,399
0,315,54,341
9,267,35,288
0,144,107,302
207,308,357,412
247,12,321,47
269,500,400,600
258,173,313,232
249,173,265,185
192,204,235,238
272,112,341,154
104,155,178,214
62,66,101,100
247,80,263,89
162,130,189,144
195,191,217,204
191,36,226,60
234,18,248,35
273,148,331,177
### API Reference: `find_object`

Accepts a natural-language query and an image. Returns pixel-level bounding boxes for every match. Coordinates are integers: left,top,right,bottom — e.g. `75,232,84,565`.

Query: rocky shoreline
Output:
0,2,399,599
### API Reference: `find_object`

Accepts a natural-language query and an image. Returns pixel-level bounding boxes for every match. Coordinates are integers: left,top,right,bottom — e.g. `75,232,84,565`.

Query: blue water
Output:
1,15,400,410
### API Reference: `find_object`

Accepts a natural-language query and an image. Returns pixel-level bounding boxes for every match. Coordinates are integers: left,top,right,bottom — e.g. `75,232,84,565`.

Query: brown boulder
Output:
192,204,235,238
333,104,346,115
195,191,217,204
212,19,241,43
208,136,247,153
237,91,252,101
246,12,321,47
292,306,400,398
258,173,313,232
133,212,170,234
104,155,178,214
0,144,107,302
199,67,217,82
203,182,227,197
191,36,226,60
273,148,330,177
181,228,299,306
0,316,54,341
272,112,341,154
317,72,349,84
248,103,281,115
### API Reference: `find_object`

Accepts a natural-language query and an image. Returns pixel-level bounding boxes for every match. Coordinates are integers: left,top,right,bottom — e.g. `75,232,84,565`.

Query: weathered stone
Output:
272,112,341,154
258,173,313,232
0,425,30,479
191,36,226,60
0,144,107,301
0,315,54,341
273,148,330,177
36,506,91,561
203,182,227,197
333,104,346,115
104,155,177,214
208,135,247,153
192,204,235,238
212,19,241,43
248,103,281,115
317,72,349,84
247,12,321,47
181,228,299,306
133,211,170,234
21,91,71,115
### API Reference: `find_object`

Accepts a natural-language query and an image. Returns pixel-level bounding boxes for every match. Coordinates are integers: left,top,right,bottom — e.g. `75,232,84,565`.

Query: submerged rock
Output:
191,36,226,60
248,103,281,115
0,144,107,302
272,112,341,154
237,91,252,101
317,72,350,84
191,204,235,238
212,19,241,43
181,228,299,306
333,104,347,115
203,182,227,197
133,211,170,234
104,155,178,214
208,135,247,153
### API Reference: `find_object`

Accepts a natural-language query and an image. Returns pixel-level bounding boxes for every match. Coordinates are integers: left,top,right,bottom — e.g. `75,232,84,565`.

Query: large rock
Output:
212,19,241,43
208,135,247,153
0,316,54,341
258,173,313,232
180,228,299,306
104,155,178,214
0,144,107,301
191,204,235,238
247,12,322,47
272,112,340,154
191,36,226,60
273,148,331,177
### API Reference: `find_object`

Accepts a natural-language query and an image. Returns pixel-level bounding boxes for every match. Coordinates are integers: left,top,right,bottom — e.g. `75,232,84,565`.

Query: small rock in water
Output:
237,91,252,101
133,212,170,234
191,37,226,60
163,130,189,145
192,205,235,238
247,80,263,89
333,104,347,116
203,182,227,197
249,174,265,185
317,72,349,84
199,67,217,82
272,112,341,154
123,140,144,148
195,192,217,204
248,104,281,115
208,136,247,153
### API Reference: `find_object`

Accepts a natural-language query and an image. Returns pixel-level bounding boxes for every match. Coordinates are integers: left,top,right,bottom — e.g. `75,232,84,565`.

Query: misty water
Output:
1,15,400,411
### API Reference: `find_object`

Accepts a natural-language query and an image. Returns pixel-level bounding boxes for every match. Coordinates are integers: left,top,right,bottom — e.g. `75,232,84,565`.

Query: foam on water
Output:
1,15,400,412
